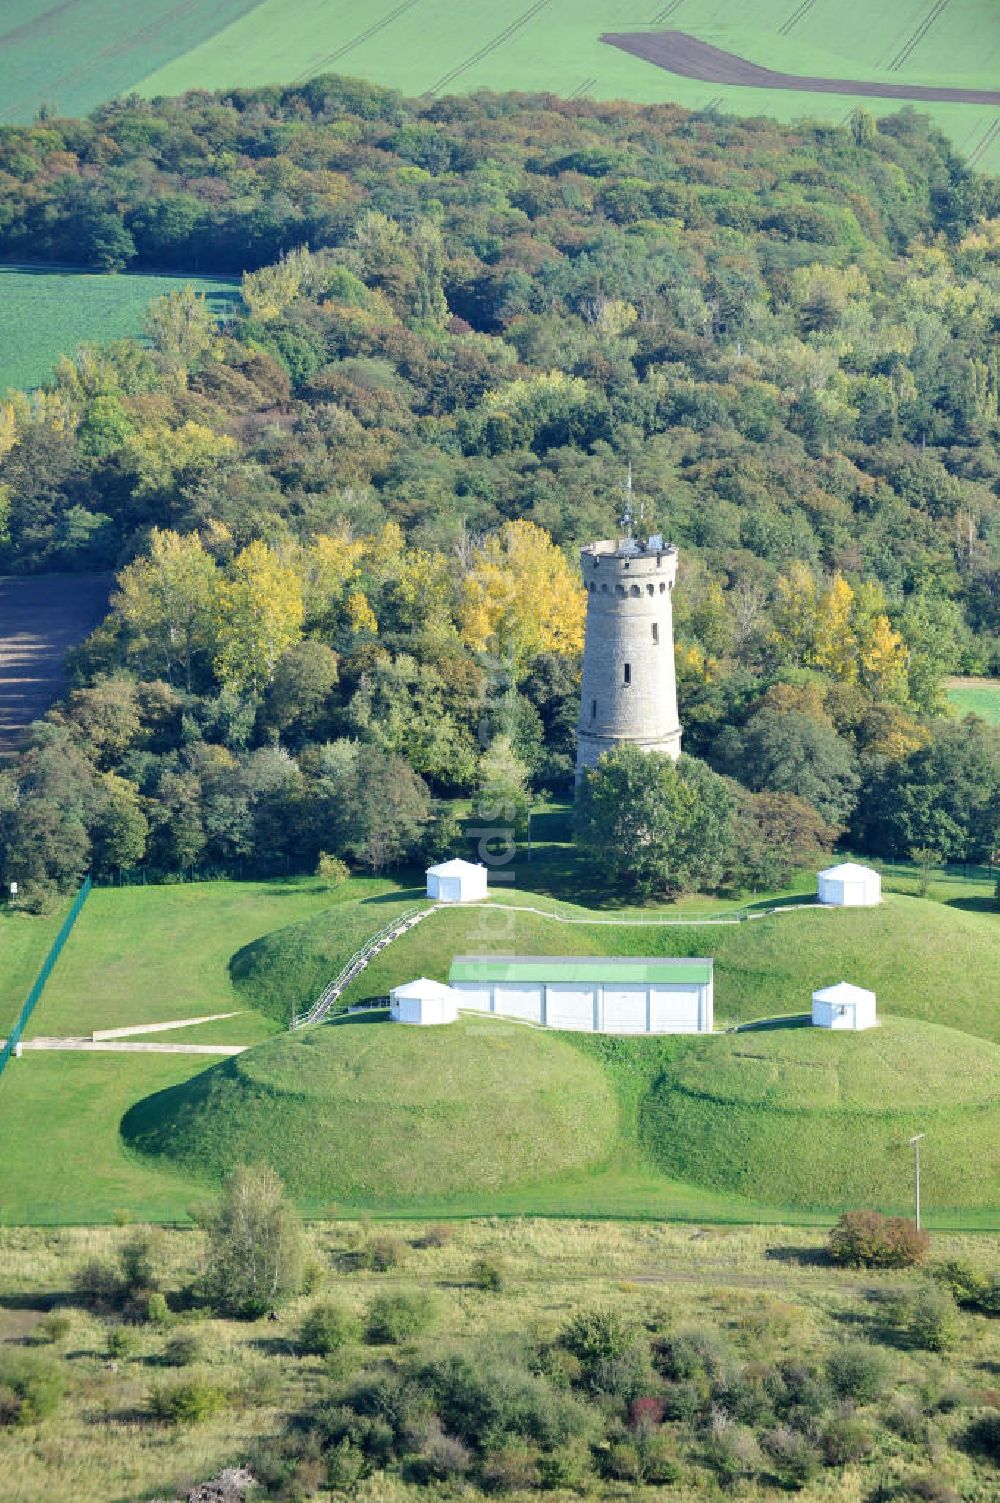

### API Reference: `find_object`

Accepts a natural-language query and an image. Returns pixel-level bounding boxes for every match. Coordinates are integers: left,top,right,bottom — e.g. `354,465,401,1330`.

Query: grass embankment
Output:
946,675,1000,725
124,1012,1000,1219
121,1014,618,1202
339,892,1000,1041
228,882,425,1025
641,1019,1000,1210
2,1217,997,1503
0,269,239,391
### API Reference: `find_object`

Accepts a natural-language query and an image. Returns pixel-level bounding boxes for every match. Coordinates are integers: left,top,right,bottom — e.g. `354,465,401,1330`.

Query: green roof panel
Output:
449,955,712,986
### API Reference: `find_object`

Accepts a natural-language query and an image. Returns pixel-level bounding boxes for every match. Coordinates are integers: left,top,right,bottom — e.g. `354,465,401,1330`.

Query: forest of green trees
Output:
0,80,997,900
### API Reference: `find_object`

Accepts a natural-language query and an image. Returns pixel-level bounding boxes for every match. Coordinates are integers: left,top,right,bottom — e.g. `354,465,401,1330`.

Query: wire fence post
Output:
0,875,92,1078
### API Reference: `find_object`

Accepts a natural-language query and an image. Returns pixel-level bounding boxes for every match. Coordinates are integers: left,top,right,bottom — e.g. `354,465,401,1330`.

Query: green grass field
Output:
0,268,239,391
1,2,998,172
3,868,998,1226
0,898,68,1035
946,675,1000,725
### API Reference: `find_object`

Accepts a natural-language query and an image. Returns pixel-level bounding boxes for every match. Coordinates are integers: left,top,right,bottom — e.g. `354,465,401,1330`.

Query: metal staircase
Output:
292,906,432,1029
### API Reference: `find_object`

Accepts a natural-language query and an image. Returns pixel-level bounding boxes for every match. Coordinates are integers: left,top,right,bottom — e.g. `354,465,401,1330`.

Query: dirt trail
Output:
601,30,1000,106
0,572,112,755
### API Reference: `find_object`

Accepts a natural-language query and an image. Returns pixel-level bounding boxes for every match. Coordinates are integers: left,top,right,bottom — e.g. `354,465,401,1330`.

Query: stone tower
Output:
575,534,682,779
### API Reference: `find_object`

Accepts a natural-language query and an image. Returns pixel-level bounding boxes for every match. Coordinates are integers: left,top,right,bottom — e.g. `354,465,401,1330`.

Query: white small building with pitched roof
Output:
390,978,460,1026
426,859,488,904
817,862,881,907
812,981,878,1031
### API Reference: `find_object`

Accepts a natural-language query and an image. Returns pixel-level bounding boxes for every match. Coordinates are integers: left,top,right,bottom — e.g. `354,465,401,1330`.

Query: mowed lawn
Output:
947,675,1000,725
0,899,69,1035
0,269,240,391
21,877,375,1041
0,1052,214,1224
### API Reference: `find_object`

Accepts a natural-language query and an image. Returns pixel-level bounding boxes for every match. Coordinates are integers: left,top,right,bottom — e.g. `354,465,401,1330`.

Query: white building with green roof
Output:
449,955,713,1034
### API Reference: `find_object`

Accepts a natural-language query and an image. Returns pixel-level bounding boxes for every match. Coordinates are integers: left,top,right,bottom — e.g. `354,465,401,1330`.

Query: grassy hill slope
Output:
641,1018,1000,1209
329,893,1000,1042
121,1013,618,1201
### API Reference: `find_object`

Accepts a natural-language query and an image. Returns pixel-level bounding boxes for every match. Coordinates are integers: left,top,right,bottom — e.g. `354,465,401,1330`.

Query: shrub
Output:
704,1418,761,1486
405,1421,472,1483
365,1234,406,1272
762,1424,820,1488
470,1254,506,1292
317,852,350,885
71,1257,121,1307
419,1223,454,1249
932,1259,1000,1316
480,1442,541,1492
325,1438,366,1490
963,1408,1000,1462
885,1395,929,1443
34,1312,71,1345
561,1307,650,1393
828,1210,929,1269
826,1341,891,1403
297,1301,358,1356
146,1292,171,1328
163,1330,203,1367
106,1326,139,1360
119,1231,159,1293
366,1291,436,1344
0,1352,64,1425
148,1379,227,1424
886,1284,961,1351
820,1413,873,1465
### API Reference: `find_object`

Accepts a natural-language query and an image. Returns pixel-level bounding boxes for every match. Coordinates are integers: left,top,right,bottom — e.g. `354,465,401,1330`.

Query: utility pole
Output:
909,1133,925,1230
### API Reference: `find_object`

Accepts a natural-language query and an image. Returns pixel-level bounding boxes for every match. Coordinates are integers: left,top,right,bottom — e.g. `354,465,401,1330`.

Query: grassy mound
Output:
121,1015,618,1202
336,893,1000,1043
229,888,424,1025
641,1019,1000,1210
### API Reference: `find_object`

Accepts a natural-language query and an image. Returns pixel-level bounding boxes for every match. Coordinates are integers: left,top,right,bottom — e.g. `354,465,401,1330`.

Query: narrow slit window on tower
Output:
591,698,597,721
651,623,659,644
623,663,631,685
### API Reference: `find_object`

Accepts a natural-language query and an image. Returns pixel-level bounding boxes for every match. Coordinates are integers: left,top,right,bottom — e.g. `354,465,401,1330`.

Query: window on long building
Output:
623,663,631,685
651,623,659,644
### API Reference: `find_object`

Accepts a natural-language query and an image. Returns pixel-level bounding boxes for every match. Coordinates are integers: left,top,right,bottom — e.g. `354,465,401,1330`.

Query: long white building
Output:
449,955,713,1034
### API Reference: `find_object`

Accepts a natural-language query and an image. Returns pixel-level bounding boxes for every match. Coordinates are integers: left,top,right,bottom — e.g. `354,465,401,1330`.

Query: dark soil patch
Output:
601,29,1000,105
0,572,112,755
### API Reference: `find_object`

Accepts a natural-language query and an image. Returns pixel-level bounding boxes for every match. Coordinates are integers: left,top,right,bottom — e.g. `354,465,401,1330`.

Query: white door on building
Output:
545,984,597,1031
603,987,648,1033
453,984,492,1013
649,987,702,1032
493,984,543,1023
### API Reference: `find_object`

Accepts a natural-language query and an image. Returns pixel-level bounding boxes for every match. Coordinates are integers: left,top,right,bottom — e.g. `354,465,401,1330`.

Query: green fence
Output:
0,875,91,1077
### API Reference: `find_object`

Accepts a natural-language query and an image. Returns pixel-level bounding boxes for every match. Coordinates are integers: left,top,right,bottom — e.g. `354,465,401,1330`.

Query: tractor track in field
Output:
886,0,953,72
291,0,424,85
600,29,1000,106
779,0,817,38
424,0,555,97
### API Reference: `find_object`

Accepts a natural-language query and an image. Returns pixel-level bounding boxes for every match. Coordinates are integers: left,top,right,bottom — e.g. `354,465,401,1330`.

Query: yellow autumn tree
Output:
858,612,909,702
300,530,366,628
216,541,304,696
459,519,585,669
114,528,221,690
812,572,857,681
770,562,818,667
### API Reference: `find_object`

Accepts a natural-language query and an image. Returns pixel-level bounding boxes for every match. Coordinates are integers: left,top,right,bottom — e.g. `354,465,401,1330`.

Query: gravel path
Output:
3,1036,245,1056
